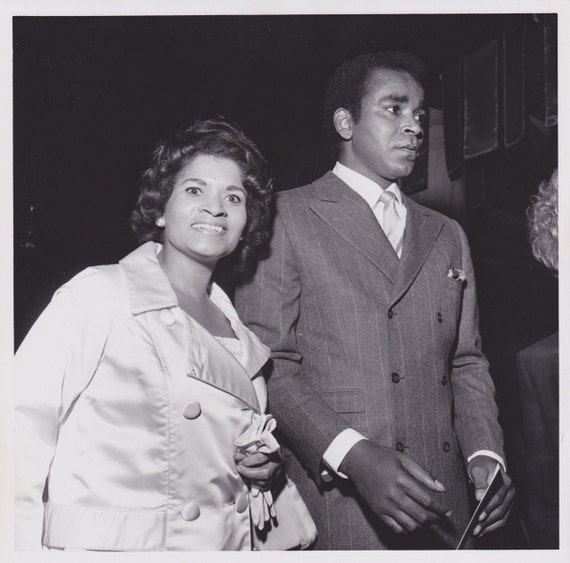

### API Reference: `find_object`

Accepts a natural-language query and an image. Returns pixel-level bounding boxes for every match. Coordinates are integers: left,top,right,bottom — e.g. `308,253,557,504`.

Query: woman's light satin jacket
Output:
15,242,270,551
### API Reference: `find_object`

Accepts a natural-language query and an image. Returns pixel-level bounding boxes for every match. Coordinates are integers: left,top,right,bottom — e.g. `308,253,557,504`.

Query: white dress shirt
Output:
321,162,505,479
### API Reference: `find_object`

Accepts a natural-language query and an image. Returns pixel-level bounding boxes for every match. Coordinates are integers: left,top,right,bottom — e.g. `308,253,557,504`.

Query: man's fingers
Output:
399,478,452,519
400,455,446,493
475,503,514,537
387,509,424,532
479,473,514,520
479,486,515,527
379,515,405,535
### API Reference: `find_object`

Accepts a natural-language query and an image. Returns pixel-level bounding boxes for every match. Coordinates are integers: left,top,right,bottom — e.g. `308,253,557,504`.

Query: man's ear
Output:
333,108,353,141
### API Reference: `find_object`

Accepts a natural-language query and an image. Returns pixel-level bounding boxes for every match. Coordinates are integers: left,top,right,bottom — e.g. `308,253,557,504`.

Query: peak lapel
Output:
309,173,399,284
390,196,444,307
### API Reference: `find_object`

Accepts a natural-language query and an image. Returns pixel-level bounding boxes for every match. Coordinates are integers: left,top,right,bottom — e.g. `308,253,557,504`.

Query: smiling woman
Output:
12,118,311,551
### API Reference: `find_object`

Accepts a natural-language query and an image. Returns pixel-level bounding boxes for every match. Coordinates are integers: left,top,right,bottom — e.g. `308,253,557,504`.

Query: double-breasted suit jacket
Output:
235,171,505,549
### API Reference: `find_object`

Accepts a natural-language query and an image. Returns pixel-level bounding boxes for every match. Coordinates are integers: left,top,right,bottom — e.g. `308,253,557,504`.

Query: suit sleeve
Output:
235,203,353,479
14,273,114,550
449,222,505,463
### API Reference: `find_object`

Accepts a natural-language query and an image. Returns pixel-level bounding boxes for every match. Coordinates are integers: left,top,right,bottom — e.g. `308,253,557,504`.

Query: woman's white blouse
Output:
14,242,270,551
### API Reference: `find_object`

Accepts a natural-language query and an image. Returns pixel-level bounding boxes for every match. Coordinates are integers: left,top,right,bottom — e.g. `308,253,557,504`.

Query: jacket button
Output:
181,502,200,521
391,372,400,383
235,493,248,513
160,309,176,326
182,401,202,420
437,312,443,323
441,375,448,386
388,308,394,319
442,441,451,453
395,441,406,452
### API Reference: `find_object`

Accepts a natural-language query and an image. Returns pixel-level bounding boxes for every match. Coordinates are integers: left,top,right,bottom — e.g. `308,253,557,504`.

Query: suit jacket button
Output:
395,441,406,452
441,375,448,386
388,308,394,319
442,441,451,453
182,401,202,419
437,312,443,323
391,372,401,383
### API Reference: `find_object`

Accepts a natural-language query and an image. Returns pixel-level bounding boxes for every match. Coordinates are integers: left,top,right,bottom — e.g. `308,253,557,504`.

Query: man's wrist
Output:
467,450,506,472
321,429,368,480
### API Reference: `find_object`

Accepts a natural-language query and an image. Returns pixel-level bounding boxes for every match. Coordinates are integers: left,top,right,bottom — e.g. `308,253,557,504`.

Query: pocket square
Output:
447,268,466,282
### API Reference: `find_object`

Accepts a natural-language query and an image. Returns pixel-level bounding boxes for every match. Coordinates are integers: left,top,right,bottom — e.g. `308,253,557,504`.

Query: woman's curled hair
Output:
131,117,274,279
527,169,558,272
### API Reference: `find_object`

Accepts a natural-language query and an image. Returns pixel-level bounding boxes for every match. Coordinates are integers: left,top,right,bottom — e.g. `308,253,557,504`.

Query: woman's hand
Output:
234,449,283,491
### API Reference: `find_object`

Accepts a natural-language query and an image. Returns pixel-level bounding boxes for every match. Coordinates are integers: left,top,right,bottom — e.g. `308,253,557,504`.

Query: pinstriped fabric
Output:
234,172,505,550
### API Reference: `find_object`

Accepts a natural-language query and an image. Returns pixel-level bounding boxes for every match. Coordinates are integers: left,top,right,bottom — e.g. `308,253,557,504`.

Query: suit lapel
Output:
390,196,444,307
309,172,399,284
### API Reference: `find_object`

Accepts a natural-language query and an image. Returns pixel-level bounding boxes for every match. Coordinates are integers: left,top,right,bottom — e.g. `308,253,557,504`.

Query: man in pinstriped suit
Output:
235,51,514,549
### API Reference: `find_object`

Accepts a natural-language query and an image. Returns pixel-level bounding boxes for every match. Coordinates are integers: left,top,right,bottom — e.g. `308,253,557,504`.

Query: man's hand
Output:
339,440,452,534
468,456,515,537
234,450,283,491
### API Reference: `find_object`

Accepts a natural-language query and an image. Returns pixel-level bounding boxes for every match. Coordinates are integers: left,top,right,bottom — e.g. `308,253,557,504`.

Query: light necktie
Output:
377,190,404,258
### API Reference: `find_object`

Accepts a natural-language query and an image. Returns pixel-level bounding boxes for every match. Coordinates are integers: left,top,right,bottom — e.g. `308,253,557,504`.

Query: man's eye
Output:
415,113,426,124
386,106,401,115
186,187,201,195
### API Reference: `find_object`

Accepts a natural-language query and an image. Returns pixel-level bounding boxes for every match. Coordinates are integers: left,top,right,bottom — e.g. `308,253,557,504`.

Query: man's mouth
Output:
191,222,227,234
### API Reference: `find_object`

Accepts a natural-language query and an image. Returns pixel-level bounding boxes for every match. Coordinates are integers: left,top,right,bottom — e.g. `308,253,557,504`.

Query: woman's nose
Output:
200,198,227,217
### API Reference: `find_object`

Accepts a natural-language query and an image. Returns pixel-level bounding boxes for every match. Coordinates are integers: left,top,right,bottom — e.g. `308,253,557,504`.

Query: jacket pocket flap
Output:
319,389,365,413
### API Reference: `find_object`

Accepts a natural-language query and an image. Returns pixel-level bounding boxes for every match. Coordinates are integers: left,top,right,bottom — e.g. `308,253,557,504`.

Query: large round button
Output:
160,309,176,326
391,372,400,383
388,308,394,320
442,441,451,453
235,493,248,513
182,401,202,420
181,502,200,521
437,312,443,324
395,441,406,452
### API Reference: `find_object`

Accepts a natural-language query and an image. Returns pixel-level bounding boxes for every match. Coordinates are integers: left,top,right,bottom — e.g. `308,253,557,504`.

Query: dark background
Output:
13,14,558,549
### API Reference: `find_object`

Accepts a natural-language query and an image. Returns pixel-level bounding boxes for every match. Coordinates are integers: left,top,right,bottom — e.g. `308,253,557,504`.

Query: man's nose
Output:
402,116,422,136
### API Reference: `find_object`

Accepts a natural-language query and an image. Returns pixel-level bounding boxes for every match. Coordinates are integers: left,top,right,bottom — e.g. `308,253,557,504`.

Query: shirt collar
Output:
332,161,404,209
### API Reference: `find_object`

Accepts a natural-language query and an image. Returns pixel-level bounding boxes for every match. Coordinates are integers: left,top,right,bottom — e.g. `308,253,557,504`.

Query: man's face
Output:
342,69,425,188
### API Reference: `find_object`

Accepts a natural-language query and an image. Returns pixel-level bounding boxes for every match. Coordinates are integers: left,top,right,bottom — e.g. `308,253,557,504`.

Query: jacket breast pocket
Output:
319,389,368,434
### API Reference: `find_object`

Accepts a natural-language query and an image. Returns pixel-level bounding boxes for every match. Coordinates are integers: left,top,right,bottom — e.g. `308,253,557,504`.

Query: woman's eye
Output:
226,194,243,204
186,187,202,196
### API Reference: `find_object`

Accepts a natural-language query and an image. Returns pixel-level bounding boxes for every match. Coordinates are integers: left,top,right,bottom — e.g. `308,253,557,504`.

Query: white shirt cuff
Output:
321,429,368,480
467,450,506,472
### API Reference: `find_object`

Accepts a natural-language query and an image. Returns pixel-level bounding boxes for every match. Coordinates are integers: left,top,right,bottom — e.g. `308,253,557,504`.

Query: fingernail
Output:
435,480,446,491
478,512,486,521
473,525,481,536
445,510,452,517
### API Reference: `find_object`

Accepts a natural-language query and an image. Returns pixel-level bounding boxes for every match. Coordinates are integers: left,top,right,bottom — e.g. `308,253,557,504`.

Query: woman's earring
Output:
156,216,165,227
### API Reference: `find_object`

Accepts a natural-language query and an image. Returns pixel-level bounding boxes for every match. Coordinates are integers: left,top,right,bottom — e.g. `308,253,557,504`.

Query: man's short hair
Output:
323,51,425,147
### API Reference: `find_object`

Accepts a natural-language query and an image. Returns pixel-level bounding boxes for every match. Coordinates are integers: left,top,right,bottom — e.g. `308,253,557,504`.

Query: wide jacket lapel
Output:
389,196,444,307
148,308,261,413
309,172,400,284
120,243,263,412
